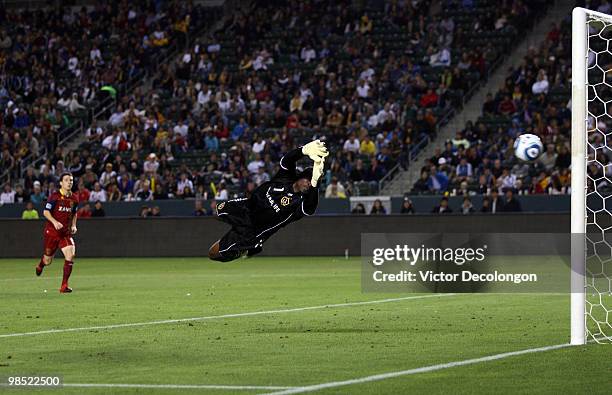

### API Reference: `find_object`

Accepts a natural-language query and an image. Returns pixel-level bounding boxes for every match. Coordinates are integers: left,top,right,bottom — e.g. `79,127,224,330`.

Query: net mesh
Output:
585,12,612,343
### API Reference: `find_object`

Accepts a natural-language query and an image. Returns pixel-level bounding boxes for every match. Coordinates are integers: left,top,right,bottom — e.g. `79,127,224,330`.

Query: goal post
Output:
571,6,587,346
571,7,612,345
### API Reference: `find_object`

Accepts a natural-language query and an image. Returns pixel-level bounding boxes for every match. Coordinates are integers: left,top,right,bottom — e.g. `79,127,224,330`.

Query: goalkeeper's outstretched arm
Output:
302,157,325,216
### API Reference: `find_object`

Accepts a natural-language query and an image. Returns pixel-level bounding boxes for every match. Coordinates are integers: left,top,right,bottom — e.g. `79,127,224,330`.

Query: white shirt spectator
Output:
143,158,159,174
300,47,316,63
90,47,102,62
299,87,313,102
68,56,79,72
86,126,103,139
100,170,117,187
532,77,550,95
430,48,451,67
177,178,194,194
247,159,265,174
343,138,360,153
173,124,189,138
356,82,370,98
367,113,380,128
215,188,228,200
0,189,15,204
500,173,517,190
360,67,375,82
90,189,107,202
198,89,212,105
325,182,346,198
376,108,395,124
253,140,266,154
101,134,121,150
109,110,124,127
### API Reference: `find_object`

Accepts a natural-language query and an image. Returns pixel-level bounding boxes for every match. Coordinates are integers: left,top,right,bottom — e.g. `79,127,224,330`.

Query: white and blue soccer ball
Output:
513,134,543,162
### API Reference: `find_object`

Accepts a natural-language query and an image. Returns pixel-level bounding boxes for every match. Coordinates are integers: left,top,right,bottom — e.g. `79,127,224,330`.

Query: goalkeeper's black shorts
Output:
216,199,262,261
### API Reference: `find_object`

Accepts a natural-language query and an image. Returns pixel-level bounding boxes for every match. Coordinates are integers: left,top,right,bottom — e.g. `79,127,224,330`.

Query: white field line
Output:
261,343,573,395
0,294,455,339
61,383,294,391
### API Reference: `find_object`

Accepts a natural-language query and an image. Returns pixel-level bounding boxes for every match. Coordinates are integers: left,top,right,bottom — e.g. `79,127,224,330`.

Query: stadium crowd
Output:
412,12,572,200
0,0,546,212
0,1,211,183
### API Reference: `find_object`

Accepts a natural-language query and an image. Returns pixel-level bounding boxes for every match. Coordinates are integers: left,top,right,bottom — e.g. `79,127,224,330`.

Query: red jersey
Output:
44,191,79,237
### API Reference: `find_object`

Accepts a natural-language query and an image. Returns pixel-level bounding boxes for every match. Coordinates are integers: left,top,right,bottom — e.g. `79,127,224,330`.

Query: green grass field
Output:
0,257,609,394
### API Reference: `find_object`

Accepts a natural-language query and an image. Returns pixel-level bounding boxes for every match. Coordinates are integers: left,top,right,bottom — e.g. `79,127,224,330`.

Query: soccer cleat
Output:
35,264,44,276
59,285,72,293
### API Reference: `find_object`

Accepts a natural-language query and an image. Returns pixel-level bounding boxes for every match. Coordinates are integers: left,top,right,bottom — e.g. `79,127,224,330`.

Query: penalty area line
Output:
0,294,456,339
261,343,573,395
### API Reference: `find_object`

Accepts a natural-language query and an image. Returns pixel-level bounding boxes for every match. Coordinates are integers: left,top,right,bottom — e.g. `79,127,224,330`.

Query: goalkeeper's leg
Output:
209,240,242,262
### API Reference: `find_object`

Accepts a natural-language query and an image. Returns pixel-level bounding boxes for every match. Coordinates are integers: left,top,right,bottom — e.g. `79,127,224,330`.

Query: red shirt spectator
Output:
497,96,517,115
286,113,300,129
420,89,439,108
75,184,90,203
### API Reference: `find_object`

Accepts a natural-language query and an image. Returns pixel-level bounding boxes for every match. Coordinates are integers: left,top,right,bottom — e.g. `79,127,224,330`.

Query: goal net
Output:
573,7,612,344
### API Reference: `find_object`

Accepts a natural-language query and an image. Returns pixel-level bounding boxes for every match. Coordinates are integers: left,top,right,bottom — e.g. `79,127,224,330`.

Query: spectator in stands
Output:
136,181,154,201
538,144,558,171
413,171,430,194
481,197,492,213
78,203,93,219
22,202,39,220
325,177,347,198
400,198,415,214
100,163,117,187
370,199,386,215
501,189,521,212
215,182,228,200
351,203,366,215
30,181,45,204
432,197,453,214
489,189,504,213
1,184,15,204
144,154,160,175
139,206,151,218
532,70,550,95
461,197,475,214
151,206,161,217
90,182,107,202
193,200,208,216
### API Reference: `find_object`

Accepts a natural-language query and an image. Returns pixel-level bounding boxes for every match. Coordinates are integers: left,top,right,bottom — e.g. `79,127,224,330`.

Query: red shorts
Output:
43,229,75,256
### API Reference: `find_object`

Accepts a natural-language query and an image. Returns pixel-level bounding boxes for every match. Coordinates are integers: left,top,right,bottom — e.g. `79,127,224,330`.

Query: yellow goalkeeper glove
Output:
302,139,329,161
311,158,325,187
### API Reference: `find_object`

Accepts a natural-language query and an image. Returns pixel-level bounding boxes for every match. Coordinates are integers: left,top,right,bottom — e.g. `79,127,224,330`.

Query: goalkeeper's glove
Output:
311,158,325,187
302,139,328,161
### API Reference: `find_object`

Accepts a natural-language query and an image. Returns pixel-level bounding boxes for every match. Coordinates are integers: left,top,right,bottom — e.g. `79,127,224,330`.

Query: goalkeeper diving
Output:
209,140,329,262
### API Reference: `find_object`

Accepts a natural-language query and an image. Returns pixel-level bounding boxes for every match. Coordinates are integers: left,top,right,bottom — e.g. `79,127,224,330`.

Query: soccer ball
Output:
513,134,543,162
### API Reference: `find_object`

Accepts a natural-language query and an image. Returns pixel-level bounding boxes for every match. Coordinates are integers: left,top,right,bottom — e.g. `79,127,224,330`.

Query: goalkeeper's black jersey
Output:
249,148,319,232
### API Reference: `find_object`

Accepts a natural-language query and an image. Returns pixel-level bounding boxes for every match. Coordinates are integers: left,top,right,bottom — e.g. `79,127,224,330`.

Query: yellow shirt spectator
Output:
360,139,376,156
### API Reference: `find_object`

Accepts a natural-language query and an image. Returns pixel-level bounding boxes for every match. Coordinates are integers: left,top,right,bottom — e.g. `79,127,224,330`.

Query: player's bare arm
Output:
71,213,78,235
43,209,63,231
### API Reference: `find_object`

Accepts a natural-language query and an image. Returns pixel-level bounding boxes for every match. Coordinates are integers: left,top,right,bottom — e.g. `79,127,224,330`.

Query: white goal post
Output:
571,7,612,345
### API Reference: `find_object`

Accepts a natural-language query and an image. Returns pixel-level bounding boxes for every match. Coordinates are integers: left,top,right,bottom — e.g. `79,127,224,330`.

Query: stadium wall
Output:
0,213,569,258
0,195,570,218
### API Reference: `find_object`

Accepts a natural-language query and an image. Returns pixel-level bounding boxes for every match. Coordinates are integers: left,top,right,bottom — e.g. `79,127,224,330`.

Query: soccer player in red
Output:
35,172,79,293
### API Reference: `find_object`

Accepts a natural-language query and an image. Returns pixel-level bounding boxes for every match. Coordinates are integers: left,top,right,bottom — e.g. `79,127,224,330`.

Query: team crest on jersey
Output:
280,196,292,206
218,202,225,211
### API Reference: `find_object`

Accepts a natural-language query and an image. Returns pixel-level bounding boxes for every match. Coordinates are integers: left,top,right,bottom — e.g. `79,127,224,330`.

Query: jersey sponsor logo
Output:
273,187,285,192
280,196,292,206
58,206,72,213
266,187,280,213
